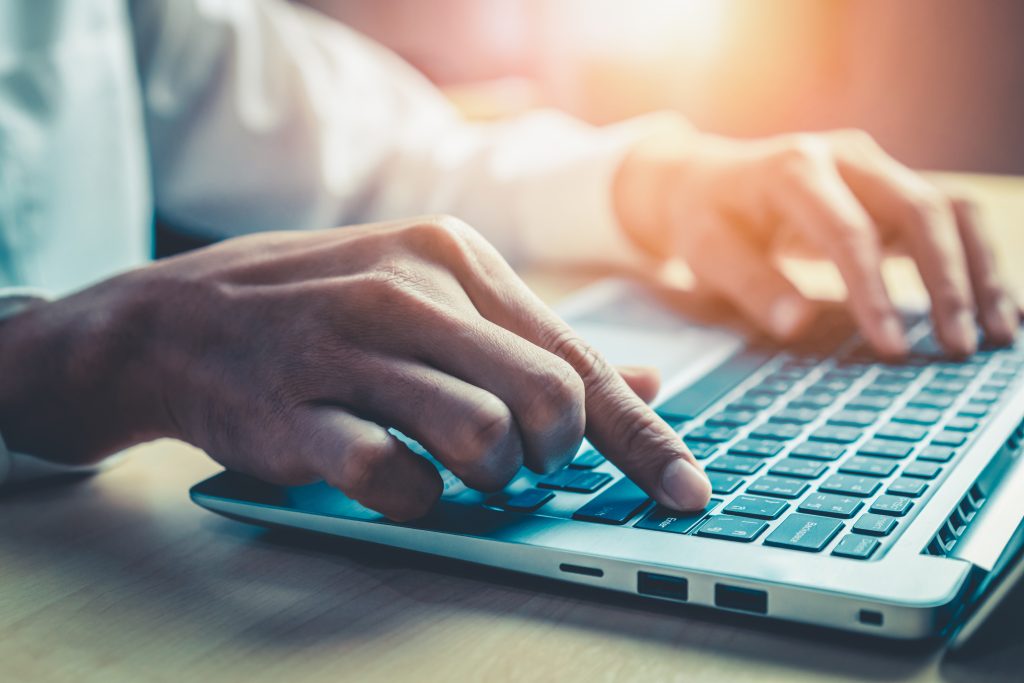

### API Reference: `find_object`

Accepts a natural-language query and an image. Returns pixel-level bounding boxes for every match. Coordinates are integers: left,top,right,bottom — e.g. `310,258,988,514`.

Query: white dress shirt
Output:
0,0,650,483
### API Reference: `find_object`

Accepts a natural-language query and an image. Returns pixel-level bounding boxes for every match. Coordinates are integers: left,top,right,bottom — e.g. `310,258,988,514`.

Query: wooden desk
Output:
2,175,1022,683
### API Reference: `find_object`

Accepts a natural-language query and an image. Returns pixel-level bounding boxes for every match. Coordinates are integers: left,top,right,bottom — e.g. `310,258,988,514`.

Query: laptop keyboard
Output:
476,311,1024,561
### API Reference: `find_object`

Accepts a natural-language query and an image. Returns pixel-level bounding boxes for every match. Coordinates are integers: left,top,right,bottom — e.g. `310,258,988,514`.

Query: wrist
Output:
0,272,169,464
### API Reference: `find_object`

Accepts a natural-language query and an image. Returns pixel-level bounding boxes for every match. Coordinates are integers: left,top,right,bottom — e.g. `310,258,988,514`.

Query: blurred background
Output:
300,0,1024,174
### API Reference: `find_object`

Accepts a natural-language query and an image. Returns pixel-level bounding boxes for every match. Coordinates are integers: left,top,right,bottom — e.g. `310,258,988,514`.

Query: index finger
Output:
451,230,711,511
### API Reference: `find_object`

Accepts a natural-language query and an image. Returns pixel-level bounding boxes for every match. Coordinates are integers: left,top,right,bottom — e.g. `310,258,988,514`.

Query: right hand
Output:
0,216,710,520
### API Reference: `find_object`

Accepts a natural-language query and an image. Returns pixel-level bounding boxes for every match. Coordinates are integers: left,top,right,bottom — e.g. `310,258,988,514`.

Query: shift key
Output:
572,478,650,524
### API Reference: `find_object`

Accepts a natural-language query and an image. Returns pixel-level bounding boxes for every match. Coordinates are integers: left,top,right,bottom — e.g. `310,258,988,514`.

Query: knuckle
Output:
774,135,827,174
335,430,390,496
462,394,515,459
403,215,474,251
544,328,606,387
611,404,669,473
522,357,586,436
901,188,949,230
832,127,878,151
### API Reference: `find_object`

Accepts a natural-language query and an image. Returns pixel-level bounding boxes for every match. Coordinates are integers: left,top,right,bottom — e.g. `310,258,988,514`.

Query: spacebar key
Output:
656,348,772,422
572,478,650,524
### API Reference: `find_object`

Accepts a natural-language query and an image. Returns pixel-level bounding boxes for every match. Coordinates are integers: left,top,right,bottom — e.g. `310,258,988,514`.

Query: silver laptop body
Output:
191,278,1024,641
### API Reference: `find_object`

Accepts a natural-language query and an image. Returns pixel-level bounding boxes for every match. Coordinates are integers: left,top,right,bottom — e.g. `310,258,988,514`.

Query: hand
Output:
0,217,710,518
614,115,1020,358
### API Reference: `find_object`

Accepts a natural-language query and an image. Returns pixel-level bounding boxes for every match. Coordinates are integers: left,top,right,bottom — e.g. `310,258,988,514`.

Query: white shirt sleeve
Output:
128,0,654,270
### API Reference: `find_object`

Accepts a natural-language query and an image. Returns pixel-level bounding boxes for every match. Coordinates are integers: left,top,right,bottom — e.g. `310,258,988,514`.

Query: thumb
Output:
616,365,661,403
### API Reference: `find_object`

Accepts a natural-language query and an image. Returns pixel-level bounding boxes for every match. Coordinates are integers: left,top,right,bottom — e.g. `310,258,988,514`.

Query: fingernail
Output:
952,310,978,355
879,314,908,357
770,295,808,340
660,458,711,510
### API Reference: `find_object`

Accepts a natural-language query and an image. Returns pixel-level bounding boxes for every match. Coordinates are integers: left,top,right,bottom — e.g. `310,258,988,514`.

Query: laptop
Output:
191,278,1024,642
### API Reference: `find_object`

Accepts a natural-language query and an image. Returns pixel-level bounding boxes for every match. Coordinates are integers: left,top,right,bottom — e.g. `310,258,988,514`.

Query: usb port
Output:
637,572,688,601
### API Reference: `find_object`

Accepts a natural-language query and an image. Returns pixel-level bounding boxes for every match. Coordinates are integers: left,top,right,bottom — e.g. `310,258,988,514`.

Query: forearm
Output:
0,277,166,465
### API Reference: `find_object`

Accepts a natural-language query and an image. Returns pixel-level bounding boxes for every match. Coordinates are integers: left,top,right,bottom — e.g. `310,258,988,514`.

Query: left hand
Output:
613,114,1019,358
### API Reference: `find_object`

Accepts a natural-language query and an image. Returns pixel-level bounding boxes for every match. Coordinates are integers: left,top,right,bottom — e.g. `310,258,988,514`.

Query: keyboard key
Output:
686,426,738,443
749,380,792,396
798,493,864,519
750,423,803,441
809,425,862,443
656,348,771,421
892,408,943,425
839,456,897,477
828,410,877,428
573,478,650,524
635,498,720,533
563,471,613,493
503,488,555,512
902,461,942,479
876,423,929,442
832,534,880,559
870,495,915,516
907,393,955,409
770,407,820,424
917,445,956,462
706,455,764,475
790,441,846,461
706,410,758,427
819,474,882,497
569,450,606,469
887,477,929,498
723,495,789,520
728,439,784,458
764,513,844,552
946,417,979,432
858,439,913,459
925,379,969,393
845,394,891,411
696,516,768,542
931,431,967,447
686,442,719,460
958,401,990,418
538,469,581,490
746,475,810,499
862,383,903,397
790,393,835,409
769,458,828,479
708,472,744,495
970,390,1000,404
728,395,776,412
853,513,898,536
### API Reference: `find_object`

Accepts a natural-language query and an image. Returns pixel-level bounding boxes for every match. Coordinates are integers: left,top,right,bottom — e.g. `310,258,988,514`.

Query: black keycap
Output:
861,383,903,397
876,423,929,442
946,417,979,432
728,395,776,412
790,441,846,461
902,461,942,479
563,471,613,493
809,425,862,444
798,493,864,519
635,498,720,533
819,474,881,497
887,477,928,498
724,495,789,520
706,410,758,427
750,423,803,441
708,472,744,495
832,535,880,559
806,379,851,395
959,401,990,418
770,407,820,424
858,439,913,459
657,348,771,421
769,458,828,479
569,450,606,469
926,379,969,393
696,516,768,542
728,439,784,458
870,495,915,516
839,456,897,477
503,488,555,512
572,477,651,524
790,393,835,409
538,469,581,490
828,410,877,428
907,393,955,409
764,513,844,552
892,408,943,425
686,441,719,460
845,394,891,411
706,455,764,475
746,475,810,499
917,445,956,462
853,513,898,536
686,426,738,443
931,431,967,447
